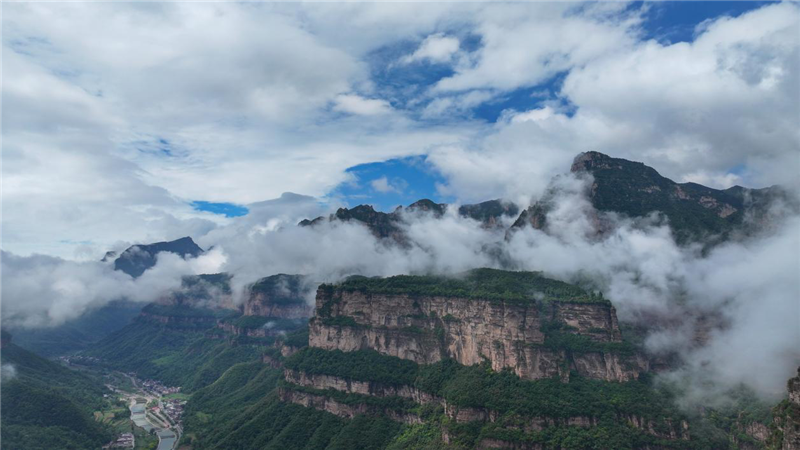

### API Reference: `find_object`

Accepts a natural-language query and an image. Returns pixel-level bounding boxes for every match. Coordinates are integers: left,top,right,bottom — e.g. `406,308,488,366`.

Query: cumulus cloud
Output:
333,94,393,116
369,176,407,194
402,33,460,64
425,2,800,205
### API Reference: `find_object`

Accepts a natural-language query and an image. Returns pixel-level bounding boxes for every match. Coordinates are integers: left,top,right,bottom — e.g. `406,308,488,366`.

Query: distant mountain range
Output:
513,151,792,244
300,152,794,246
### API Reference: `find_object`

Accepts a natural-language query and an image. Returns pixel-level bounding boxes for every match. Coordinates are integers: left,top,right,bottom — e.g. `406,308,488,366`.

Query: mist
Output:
1,173,797,405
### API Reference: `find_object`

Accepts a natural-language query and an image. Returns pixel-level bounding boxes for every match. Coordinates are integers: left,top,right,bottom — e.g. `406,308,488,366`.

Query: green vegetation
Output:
327,268,603,304
9,300,144,357
571,152,785,245
539,320,635,356
182,272,233,294
85,319,265,391
286,348,680,421
181,364,404,450
285,347,418,386
0,341,115,449
281,381,418,411
281,327,310,349
141,303,237,320
224,314,308,330
250,274,310,305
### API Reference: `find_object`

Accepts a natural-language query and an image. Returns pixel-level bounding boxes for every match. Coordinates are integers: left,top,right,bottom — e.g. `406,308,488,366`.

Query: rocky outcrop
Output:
281,367,686,440
240,274,314,319
771,367,800,450
790,368,800,407
309,288,646,382
284,369,443,406
278,388,422,424
299,199,521,240
242,300,313,319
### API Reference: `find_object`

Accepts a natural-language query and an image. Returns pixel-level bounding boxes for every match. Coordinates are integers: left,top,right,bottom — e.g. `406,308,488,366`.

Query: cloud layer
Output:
3,2,798,258
2,1,798,407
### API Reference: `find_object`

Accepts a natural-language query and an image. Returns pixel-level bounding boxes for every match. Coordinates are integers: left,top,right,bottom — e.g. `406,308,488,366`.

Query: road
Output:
115,373,181,450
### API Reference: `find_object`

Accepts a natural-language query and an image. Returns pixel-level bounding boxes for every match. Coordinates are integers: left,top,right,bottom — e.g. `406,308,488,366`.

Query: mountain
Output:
113,236,204,278
769,368,800,449
302,153,792,247
458,199,520,227
8,300,143,357
72,268,796,449
512,152,793,244
299,198,520,239
8,237,207,358
85,272,313,392
175,268,784,450
0,330,114,449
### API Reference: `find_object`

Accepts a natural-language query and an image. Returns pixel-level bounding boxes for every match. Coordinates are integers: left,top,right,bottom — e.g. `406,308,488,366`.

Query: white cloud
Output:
402,33,460,64
370,176,395,193
428,2,800,203
333,94,393,116
433,3,641,92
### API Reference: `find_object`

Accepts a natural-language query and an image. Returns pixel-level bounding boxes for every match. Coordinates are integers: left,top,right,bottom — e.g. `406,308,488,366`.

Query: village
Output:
103,373,187,449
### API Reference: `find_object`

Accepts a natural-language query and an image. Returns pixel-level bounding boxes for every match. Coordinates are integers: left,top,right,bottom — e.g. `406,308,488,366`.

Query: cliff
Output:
281,365,689,442
308,269,645,382
770,367,800,450
239,274,314,319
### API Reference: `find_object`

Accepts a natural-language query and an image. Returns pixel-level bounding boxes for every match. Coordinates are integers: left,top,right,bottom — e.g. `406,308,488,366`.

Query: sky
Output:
2,1,799,258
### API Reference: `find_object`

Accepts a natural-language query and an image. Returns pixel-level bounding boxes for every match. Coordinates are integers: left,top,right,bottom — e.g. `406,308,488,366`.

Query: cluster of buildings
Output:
138,377,181,396
103,432,134,448
161,398,187,425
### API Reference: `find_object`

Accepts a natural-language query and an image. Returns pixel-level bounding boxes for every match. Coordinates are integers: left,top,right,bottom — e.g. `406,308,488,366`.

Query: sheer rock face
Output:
278,388,422,424
240,274,314,319
284,369,443,406
771,367,800,450
790,368,800,407
241,291,313,319
308,289,647,382
283,369,687,440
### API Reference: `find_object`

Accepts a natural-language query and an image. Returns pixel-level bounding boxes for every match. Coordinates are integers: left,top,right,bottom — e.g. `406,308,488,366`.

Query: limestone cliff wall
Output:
282,369,687,440
241,291,313,319
771,367,800,450
278,388,422,424
284,369,443,406
309,289,646,381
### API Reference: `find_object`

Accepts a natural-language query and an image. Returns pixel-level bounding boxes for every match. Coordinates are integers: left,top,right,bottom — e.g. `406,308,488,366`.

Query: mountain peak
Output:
114,236,204,278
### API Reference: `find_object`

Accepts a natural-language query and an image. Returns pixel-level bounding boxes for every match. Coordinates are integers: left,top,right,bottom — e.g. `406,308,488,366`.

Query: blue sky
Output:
5,1,797,257
189,1,774,216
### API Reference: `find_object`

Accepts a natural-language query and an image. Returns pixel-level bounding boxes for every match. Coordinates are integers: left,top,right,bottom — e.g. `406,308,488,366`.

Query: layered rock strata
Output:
308,289,646,382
